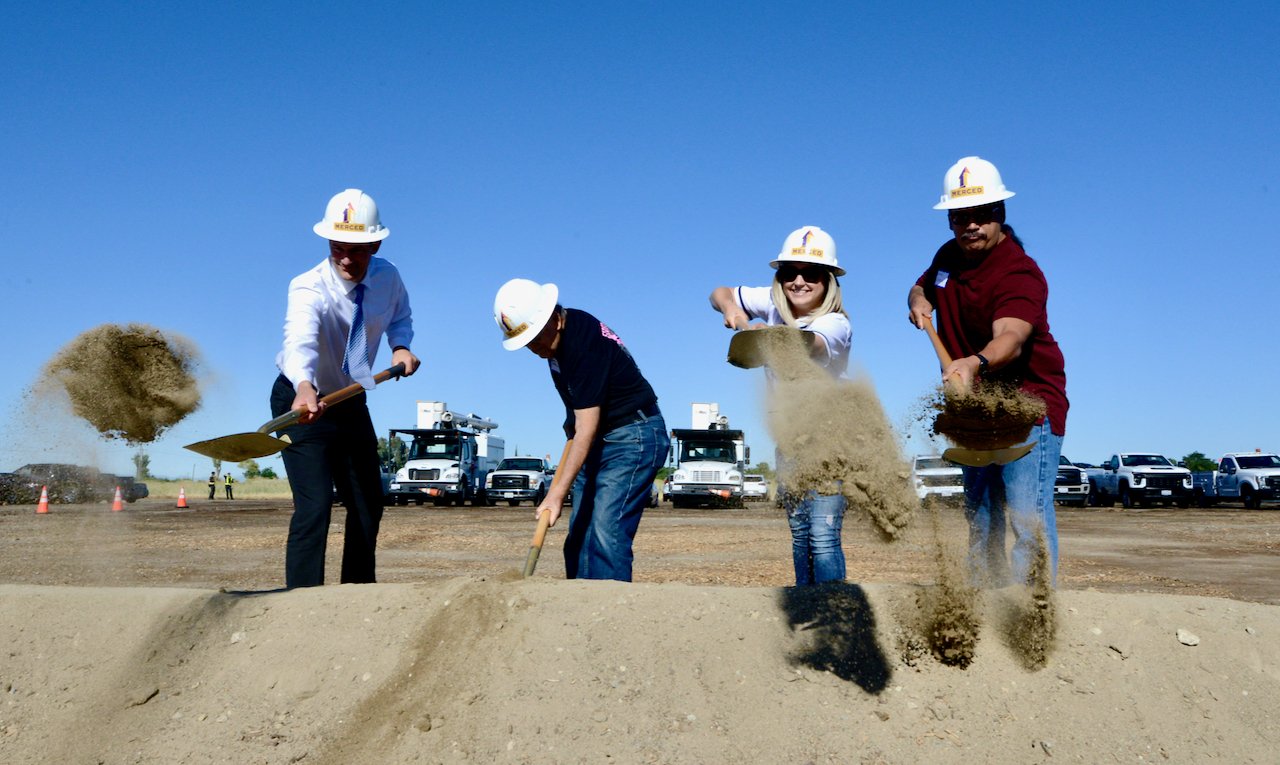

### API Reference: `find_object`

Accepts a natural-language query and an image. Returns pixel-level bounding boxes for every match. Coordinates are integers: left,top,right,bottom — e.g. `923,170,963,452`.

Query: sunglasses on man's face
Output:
947,205,1002,228
777,264,827,283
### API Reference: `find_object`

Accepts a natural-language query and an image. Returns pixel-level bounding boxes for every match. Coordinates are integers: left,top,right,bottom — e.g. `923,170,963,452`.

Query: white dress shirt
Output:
736,286,851,377
276,256,413,394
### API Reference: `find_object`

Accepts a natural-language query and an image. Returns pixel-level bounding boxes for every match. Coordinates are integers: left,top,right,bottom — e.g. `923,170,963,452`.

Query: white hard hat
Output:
494,278,559,351
313,189,390,243
770,226,844,277
933,156,1016,210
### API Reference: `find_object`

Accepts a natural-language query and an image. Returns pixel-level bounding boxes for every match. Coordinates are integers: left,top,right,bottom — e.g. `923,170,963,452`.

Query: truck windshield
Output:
500,459,544,471
408,437,460,460
681,441,735,462
1121,454,1171,467
1237,455,1280,469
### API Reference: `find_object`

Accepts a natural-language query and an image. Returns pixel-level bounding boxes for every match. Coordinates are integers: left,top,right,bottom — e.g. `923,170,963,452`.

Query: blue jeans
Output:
565,413,670,581
962,421,1063,588
785,489,847,586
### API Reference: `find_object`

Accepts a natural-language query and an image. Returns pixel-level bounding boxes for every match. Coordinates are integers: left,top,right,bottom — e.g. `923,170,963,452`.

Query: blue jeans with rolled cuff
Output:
961,420,1063,588
784,489,847,586
564,413,670,581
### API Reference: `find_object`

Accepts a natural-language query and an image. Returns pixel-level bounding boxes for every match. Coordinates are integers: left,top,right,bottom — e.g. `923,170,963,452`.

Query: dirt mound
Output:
41,323,202,443
1,579,1275,764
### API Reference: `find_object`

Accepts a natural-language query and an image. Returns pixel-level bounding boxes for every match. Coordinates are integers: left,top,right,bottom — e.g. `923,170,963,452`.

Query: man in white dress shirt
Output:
271,188,420,588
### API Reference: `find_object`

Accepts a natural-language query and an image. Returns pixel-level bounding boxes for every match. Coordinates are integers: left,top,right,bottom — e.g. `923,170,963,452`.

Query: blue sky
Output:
4,1,1277,481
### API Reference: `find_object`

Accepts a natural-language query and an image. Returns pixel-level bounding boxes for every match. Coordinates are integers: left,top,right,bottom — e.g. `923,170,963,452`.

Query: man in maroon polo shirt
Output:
907,156,1068,588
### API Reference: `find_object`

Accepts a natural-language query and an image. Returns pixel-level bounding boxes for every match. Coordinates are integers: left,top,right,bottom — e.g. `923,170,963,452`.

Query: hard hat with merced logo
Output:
314,189,390,243
770,226,844,276
494,278,559,351
933,156,1016,210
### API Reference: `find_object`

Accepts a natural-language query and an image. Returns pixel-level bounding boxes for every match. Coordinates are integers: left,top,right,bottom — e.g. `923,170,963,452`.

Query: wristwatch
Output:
975,353,989,374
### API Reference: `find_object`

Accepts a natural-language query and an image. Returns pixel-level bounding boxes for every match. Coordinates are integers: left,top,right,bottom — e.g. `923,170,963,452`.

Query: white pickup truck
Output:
1086,452,1193,509
1191,452,1280,508
485,456,553,507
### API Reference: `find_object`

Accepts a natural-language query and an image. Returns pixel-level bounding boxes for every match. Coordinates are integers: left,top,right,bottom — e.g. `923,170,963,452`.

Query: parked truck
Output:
386,402,504,506
485,456,553,507
667,403,747,509
1054,455,1089,507
1191,452,1280,508
1086,452,1193,508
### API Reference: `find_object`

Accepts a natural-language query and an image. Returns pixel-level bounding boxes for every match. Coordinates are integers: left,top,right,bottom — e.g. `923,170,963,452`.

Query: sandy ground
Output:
1,498,1278,763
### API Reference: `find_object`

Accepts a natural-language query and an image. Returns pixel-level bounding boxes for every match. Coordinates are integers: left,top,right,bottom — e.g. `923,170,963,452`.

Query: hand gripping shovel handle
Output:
259,363,407,434
921,320,1034,467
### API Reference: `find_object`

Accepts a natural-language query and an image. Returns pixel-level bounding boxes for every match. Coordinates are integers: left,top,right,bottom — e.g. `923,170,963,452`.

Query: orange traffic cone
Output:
176,487,188,509
36,485,50,514
111,486,124,512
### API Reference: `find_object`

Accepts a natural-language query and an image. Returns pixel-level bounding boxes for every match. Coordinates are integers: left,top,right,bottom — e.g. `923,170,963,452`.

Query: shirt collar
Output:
324,258,370,295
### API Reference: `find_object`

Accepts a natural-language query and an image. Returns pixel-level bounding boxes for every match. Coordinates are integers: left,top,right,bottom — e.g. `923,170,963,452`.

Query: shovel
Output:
921,321,1033,467
184,364,406,461
726,325,809,369
523,439,574,578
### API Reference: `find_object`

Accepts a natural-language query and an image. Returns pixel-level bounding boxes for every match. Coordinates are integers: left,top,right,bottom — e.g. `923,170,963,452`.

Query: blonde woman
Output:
709,226,852,584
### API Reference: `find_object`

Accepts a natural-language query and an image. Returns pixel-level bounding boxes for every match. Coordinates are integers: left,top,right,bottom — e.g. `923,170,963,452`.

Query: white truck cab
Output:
910,455,964,505
387,402,504,507
1193,452,1280,508
1087,452,1192,508
667,403,747,509
486,456,553,507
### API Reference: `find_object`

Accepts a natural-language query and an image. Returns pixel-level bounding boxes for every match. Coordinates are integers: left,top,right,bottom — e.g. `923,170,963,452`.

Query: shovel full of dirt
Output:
184,364,406,461
921,320,1043,467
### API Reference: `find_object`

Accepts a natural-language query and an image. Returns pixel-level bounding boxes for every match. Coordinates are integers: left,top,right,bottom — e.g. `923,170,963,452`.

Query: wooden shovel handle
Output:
922,318,953,368
258,363,407,434
523,439,575,578
922,319,969,393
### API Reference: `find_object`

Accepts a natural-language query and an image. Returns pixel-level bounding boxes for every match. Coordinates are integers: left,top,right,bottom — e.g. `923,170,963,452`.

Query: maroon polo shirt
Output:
916,233,1068,435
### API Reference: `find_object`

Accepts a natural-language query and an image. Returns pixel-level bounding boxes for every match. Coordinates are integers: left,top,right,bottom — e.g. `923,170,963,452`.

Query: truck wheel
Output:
1242,487,1258,509
1120,484,1135,509
534,486,546,507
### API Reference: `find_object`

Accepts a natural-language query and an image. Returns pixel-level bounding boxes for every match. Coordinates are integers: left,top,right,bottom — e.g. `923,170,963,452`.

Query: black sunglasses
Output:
777,264,828,283
947,203,1004,228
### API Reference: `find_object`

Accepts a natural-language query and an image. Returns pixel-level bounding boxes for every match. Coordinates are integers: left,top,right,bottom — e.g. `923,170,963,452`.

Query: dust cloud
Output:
757,328,916,540
41,324,203,444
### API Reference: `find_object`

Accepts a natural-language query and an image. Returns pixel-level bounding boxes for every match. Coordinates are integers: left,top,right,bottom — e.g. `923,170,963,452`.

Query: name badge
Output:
935,270,950,288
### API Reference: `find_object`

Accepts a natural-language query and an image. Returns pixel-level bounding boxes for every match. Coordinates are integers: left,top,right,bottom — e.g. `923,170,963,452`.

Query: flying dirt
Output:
41,323,203,444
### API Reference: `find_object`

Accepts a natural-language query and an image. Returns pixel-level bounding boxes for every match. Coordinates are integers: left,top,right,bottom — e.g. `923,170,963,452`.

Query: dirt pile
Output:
41,323,202,444
1,578,1276,764
929,381,1045,450
759,331,916,540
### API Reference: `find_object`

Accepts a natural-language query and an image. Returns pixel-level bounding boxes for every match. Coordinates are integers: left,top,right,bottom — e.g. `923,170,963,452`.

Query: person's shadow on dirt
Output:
779,582,891,693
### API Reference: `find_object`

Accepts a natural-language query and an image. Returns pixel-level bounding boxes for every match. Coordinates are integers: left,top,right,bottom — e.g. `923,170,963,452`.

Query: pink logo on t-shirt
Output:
599,322,624,346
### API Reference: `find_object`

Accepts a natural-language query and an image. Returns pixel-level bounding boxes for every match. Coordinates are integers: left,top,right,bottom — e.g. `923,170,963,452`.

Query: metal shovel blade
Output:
184,432,293,462
726,326,807,369
183,363,406,463
943,442,1035,468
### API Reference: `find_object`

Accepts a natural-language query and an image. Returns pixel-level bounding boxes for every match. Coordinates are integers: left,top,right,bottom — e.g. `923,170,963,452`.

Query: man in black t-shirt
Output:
494,278,670,581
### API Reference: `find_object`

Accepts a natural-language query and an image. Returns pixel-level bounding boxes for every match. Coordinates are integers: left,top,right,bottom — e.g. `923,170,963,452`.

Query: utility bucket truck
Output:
387,402,504,506
668,403,748,509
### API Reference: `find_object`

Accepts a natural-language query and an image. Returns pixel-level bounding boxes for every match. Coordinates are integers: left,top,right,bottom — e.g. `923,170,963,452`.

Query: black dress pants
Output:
271,374,384,588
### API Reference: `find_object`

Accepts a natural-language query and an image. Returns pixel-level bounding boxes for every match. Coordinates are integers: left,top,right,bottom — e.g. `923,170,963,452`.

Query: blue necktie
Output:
342,283,372,387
